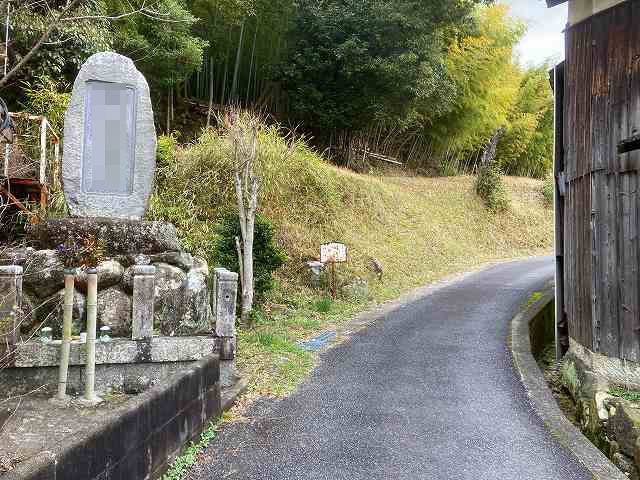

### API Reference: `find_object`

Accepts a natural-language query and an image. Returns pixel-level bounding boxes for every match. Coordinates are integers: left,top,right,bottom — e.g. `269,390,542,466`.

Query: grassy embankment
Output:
148,125,554,399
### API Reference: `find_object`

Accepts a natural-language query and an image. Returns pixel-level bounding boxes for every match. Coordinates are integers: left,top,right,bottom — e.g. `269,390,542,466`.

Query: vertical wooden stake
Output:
39,117,47,185
331,262,337,300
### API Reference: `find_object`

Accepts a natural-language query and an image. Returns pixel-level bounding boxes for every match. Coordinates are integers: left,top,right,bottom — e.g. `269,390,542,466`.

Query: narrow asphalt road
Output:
189,257,592,480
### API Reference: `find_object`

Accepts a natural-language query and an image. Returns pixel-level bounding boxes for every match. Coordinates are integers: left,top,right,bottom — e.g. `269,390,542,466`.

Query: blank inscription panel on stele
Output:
82,80,137,195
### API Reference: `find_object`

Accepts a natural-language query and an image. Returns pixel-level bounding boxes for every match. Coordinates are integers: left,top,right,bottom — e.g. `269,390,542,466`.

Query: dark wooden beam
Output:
547,0,568,7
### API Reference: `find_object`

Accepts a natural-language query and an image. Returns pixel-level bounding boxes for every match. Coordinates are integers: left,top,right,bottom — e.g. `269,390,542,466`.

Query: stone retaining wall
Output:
2,355,221,480
561,341,640,479
3,336,220,396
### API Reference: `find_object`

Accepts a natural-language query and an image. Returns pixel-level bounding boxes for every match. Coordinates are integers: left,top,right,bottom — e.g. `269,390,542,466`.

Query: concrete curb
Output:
221,378,249,412
509,286,626,480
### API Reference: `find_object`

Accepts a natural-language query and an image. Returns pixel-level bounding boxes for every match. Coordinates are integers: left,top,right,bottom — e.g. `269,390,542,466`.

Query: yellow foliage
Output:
427,5,525,153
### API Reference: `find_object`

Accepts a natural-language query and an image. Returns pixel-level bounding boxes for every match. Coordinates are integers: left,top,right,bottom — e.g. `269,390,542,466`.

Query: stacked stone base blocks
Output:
1,218,238,396
562,339,640,480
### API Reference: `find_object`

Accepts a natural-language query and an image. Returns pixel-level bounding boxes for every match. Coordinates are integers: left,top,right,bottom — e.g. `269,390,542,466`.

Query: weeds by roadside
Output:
163,419,223,480
542,175,554,208
609,387,640,403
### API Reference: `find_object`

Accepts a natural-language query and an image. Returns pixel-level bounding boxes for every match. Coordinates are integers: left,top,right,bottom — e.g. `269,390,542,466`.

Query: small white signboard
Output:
321,242,347,263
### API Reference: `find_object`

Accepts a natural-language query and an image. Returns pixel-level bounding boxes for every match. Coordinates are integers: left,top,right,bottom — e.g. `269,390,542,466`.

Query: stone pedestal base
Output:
29,218,181,256
76,395,104,407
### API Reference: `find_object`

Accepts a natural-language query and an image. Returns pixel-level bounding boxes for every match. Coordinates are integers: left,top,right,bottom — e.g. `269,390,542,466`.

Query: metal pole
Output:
54,270,75,402
81,268,102,405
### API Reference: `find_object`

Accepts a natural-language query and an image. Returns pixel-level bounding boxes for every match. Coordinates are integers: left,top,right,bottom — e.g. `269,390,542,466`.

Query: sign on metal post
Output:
321,242,347,299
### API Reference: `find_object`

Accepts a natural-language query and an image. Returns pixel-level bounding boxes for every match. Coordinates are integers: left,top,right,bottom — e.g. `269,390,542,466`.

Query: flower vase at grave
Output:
79,268,103,406
52,268,76,404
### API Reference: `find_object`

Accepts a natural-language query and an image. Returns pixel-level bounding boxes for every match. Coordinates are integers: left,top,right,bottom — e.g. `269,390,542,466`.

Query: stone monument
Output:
62,51,156,219
1,52,240,401
25,52,215,339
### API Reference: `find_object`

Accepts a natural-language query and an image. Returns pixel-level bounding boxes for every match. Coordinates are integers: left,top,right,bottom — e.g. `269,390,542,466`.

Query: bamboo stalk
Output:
207,56,214,128
55,269,75,401
166,89,171,134
246,21,258,105
81,268,102,405
231,20,246,103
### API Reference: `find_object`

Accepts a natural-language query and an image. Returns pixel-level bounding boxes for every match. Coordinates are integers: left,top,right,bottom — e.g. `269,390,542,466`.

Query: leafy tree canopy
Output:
497,63,554,178
278,0,489,132
107,0,208,89
9,2,112,90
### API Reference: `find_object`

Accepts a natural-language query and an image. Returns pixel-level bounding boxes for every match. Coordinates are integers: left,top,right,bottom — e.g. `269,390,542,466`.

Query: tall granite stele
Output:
63,51,156,219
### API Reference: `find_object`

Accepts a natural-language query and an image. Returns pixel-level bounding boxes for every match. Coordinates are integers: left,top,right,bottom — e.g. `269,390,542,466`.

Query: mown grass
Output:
147,123,554,400
235,174,553,398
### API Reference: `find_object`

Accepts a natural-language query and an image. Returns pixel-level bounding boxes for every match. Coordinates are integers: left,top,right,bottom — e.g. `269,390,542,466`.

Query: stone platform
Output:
29,218,181,255
3,336,223,397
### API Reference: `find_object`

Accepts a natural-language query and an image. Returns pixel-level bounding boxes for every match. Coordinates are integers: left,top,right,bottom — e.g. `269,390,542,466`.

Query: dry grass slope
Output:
148,125,553,398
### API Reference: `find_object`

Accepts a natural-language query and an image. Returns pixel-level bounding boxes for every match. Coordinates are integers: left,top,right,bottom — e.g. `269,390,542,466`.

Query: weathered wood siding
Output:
563,0,640,361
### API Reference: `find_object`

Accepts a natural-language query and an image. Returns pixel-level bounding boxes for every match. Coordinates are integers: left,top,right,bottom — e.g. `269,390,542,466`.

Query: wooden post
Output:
331,262,337,300
553,62,568,361
39,117,47,185
53,140,60,190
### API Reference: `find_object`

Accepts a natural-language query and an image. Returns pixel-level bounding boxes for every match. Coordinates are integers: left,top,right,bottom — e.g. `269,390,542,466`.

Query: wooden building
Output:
550,0,640,361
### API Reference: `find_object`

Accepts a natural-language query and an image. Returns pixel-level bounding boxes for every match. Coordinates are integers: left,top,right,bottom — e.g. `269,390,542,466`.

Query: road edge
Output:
509,285,626,480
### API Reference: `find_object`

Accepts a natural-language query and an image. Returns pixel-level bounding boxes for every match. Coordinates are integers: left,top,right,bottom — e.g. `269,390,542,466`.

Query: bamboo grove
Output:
6,0,555,177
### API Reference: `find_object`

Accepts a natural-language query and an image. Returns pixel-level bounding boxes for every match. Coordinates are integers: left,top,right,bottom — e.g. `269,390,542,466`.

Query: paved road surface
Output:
189,257,592,480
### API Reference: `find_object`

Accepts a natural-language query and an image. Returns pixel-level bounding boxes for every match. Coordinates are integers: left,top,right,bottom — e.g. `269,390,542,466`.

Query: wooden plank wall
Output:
564,0,640,362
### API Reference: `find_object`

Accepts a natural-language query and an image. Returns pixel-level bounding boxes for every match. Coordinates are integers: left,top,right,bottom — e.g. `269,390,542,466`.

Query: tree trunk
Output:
241,213,254,325
170,86,174,123
233,119,259,327
481,127,506,168
221,40,230,105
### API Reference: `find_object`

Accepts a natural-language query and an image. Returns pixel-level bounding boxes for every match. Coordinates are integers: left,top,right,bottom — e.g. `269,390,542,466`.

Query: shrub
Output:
213,212,287,302
475,163,510,213
542,175,554,208
156,133,179,170
20,75,71,134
